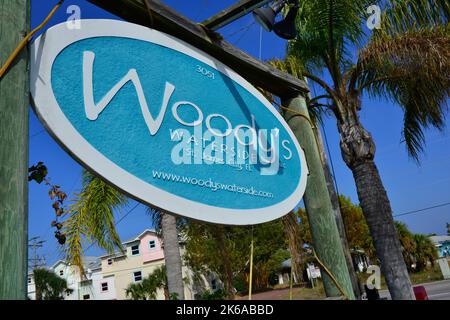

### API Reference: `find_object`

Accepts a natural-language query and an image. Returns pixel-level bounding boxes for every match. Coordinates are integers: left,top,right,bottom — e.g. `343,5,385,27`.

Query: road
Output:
380,279,450,300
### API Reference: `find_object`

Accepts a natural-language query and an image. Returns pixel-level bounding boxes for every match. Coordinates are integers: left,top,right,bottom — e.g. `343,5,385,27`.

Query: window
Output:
101,282,108,292
59,270,64,276
149,240,156,250
133,271,142,282
107,258,113,265
83,294,90,300
28,277,31,284
131,244,140,256
211,279,217,290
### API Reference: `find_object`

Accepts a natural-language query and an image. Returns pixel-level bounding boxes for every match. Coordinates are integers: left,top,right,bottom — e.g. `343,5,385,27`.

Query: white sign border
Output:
30,19,308,225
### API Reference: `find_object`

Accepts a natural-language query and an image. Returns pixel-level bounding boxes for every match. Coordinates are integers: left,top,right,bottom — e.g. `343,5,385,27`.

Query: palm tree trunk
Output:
337,111,414,300
161,212,185,299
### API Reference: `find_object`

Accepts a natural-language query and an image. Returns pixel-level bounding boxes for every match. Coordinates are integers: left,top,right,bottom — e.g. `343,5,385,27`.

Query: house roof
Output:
99,229,158,259
122,229,158,244
430,235,450,245
50,256,100,270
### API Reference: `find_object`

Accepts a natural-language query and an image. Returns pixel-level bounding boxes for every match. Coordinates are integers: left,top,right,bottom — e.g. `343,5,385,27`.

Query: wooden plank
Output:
202,0,272,31
0,0,30,299
87,0,309,98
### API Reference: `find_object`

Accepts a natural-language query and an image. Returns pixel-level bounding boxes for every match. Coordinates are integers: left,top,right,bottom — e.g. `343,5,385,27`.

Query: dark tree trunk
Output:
161,212,185,299
337,109,414,300
215,225,235,299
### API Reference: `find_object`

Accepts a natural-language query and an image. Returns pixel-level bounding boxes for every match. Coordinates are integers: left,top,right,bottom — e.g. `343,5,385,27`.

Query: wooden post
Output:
248,230,254,300
312,125,361,298
282,94,355,299
0,0,30,300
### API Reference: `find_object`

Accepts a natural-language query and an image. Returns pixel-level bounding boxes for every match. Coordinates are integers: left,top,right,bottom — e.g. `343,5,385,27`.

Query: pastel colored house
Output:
27,229,220,300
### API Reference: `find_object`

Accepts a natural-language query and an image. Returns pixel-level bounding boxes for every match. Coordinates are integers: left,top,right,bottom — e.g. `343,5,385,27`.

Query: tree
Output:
63,171,185,299
33,268,73,300
339,196,375,260
183,222,246,298
447,223,450,236
183,219,289,295
281,211,305,283
151,265,170,300
413,234,438,271
126,281,154,300
150,209,185,300
63,171,127,275
269,0,449,299
125,265,169,300
395,221,417,271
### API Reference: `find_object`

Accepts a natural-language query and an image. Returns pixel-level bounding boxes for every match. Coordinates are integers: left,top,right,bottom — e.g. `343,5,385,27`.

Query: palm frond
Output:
63,170,128,274
289,0,375,78
357,27,449,159
381,0,449,35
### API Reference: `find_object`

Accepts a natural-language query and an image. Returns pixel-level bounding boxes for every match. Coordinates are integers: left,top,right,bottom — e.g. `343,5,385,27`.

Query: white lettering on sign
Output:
82,50,292,175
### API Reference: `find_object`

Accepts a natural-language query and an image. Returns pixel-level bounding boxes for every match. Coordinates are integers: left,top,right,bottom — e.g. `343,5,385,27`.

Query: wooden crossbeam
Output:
201,0,272,31
87,0,308,98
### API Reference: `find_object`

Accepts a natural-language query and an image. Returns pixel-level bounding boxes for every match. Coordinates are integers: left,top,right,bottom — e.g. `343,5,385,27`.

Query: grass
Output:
357,264,444,291
280,283,326,300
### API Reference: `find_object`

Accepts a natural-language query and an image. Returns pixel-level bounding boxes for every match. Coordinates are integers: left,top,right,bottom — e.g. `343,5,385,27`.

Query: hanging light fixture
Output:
252,0,286,32
253,0,299,39
273,2,299,40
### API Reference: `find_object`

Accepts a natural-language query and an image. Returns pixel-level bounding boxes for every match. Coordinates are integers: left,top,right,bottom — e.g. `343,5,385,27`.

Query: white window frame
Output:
149,240,156,250
107,258,113,265
59,270,64,276
131,244,140,256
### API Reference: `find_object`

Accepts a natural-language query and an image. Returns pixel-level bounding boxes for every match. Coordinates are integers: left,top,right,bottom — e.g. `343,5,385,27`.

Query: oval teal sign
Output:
30,20,307,225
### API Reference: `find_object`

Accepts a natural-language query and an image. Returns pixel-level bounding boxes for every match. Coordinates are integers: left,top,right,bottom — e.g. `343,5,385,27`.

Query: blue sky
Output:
29,0,450,266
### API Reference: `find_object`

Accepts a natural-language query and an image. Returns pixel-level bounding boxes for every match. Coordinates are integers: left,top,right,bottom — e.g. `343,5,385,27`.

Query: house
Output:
430,235,450,258
27,257,99,300
27,229,219,300
100,229,169,299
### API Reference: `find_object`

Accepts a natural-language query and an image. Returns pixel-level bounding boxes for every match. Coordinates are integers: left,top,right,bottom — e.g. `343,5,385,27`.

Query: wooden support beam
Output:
87,0,308,98
202,0,272,31
0,0,30,299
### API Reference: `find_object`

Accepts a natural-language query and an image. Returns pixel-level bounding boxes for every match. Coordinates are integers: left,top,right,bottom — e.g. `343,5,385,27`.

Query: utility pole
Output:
28,237,46,270
282,94,355,299
0,0,30,299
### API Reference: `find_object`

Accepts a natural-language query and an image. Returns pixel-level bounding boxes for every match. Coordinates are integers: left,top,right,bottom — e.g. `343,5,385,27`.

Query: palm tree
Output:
269,0,449,299
126,281,154,300
395,221,417,271
149,208,185,299
125,266,170,300
33,268,73,300
413,234,438,271
151,265,170,300
65,172,186,299
64,171,127,275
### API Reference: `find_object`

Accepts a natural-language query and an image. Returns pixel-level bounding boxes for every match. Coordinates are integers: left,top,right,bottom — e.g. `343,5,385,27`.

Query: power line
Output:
85,202,141,252
28,236,46,270
224,20,255,38
233,22,256,45
394,202,450,218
